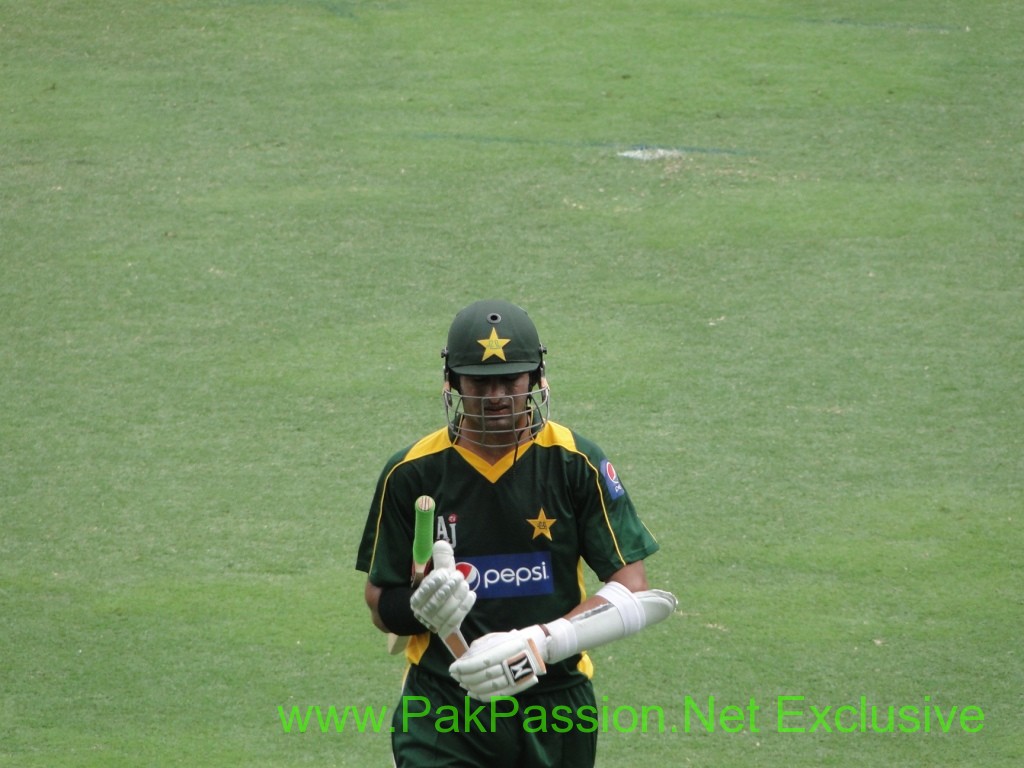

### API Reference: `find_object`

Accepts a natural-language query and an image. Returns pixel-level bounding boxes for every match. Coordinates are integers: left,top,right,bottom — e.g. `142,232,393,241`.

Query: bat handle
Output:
443,628,470,658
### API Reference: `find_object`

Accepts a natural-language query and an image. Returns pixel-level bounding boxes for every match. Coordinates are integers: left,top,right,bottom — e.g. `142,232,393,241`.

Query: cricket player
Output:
356,300,676,767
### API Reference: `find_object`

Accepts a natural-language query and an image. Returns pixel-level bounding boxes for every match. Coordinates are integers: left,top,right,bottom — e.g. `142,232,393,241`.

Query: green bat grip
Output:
412,495,435,566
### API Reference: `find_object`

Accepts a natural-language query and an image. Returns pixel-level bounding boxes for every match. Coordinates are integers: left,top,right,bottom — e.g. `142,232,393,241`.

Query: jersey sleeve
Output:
572,434,660,581
354,448,416,587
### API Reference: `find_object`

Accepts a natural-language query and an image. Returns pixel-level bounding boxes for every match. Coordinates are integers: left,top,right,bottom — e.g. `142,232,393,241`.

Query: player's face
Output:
457,372,533,441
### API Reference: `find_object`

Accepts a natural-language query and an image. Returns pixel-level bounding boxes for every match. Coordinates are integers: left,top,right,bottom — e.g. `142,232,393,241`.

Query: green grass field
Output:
2,1,1021,765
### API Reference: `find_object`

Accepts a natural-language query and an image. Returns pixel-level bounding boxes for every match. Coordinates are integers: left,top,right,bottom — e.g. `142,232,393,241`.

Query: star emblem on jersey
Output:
526,508,556,540
478,328,511,362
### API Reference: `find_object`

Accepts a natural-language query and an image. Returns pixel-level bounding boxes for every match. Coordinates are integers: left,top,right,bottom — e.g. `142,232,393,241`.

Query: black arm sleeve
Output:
377,586,429,636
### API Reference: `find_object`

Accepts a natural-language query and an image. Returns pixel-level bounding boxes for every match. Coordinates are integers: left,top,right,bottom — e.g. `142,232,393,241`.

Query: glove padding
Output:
410,541,475,639
448,631,547,701
450,585,678,700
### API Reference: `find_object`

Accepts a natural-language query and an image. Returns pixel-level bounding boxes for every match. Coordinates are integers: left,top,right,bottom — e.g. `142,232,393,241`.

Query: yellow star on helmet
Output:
526,509,556,541
478,327,511,361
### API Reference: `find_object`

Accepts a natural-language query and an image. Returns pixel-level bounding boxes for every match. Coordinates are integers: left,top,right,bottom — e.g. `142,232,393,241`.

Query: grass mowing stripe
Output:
403,131,752,156
683,12,968,33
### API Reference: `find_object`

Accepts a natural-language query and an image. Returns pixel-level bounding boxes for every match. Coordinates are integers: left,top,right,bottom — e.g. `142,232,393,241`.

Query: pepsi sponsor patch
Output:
455,552,554,599
601,459,626,500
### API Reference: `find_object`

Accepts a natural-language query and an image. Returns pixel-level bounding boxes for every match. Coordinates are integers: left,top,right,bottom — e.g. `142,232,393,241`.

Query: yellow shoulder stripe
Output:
537,422,628,568
366,428,450,575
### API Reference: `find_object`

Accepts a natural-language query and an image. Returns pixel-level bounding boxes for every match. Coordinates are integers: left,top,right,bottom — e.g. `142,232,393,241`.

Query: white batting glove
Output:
448,630,547,701
410,541,476,639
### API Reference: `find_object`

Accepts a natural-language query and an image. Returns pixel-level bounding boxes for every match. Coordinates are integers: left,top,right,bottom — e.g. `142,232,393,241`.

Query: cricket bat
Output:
386,495,436,655
387,496,469,657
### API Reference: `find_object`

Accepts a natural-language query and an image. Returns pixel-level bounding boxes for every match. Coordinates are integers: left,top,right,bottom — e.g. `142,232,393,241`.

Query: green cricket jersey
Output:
355,419,660,689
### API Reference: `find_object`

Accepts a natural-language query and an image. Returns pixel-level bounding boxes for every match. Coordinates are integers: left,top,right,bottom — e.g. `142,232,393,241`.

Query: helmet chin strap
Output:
443,380,550,450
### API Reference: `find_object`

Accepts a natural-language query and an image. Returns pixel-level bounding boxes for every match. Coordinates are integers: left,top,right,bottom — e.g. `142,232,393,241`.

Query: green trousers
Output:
391,664,598,768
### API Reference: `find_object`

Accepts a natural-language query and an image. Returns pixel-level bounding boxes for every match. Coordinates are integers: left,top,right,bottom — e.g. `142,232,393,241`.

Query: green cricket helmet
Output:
442,300,546,379
441,300,550,447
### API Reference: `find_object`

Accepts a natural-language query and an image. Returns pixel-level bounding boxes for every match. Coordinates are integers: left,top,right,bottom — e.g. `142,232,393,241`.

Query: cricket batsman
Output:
355,300,677,767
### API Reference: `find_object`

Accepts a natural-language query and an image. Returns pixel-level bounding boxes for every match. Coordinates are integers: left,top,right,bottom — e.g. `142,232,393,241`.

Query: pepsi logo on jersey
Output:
600,459,625,500
454,552,554,599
